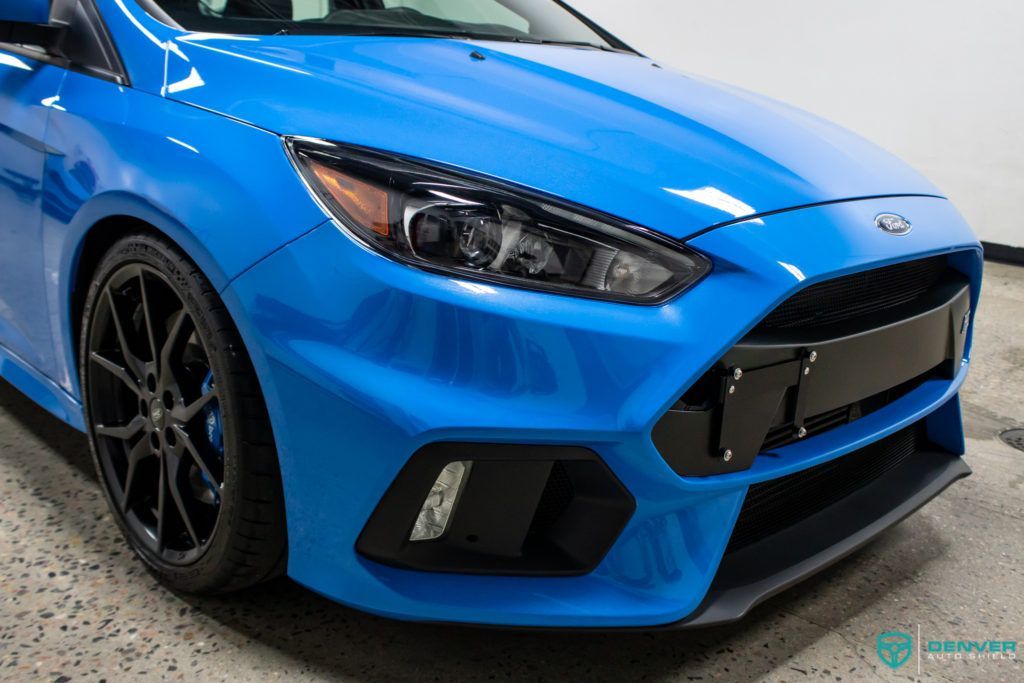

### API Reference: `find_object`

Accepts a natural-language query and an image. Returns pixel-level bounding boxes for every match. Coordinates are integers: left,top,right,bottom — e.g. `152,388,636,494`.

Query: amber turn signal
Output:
309,160,390,236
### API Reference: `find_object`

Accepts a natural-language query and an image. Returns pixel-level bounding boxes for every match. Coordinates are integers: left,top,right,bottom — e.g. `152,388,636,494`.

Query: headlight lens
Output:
287,138,711,304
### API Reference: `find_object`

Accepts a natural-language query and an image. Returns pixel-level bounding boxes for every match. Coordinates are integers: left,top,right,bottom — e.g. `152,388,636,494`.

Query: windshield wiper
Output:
308,26,481,40
259,24,636,55
506,37,633,54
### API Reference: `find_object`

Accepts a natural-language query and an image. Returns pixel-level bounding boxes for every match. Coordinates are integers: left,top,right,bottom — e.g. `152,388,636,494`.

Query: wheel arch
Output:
60,192,234,399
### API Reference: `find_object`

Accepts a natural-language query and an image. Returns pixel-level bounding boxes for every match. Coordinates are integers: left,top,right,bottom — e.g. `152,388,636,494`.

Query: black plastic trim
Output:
0,0,129,86
74,0,129,86
678,448,970,627
131,0,180,29
419,433,970,633
0,22,62,46
0,37,69,71
357,443,635,576
550,0,642,55
653,272,971,476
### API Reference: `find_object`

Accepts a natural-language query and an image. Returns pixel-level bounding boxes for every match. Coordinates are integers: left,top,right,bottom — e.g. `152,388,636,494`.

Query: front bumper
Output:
681,426,970,627
225,195,981,628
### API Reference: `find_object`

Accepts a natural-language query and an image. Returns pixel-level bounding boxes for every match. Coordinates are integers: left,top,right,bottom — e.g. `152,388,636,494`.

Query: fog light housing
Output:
409,461,472,542
358,444,635,576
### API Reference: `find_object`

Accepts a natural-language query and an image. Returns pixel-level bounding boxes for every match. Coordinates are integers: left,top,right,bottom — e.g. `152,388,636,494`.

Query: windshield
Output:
144,0,624,48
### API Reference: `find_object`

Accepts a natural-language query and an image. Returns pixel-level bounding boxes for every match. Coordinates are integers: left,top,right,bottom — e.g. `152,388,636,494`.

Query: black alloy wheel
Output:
81,234,286,593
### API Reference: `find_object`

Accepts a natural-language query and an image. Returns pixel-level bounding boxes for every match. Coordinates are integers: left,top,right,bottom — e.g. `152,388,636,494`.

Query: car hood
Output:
164,35,941,240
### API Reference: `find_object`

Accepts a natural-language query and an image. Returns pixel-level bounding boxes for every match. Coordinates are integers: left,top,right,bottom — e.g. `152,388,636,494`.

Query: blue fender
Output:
40,70,328,400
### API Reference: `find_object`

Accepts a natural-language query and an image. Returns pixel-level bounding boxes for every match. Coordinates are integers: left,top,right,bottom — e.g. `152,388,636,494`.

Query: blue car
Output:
0,0,981,629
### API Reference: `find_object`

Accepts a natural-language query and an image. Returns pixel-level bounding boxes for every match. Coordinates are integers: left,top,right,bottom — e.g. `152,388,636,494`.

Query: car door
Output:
1,0,128,388
0,44,65,377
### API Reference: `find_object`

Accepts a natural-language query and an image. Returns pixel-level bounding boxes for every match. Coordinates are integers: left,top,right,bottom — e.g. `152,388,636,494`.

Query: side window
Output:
196,0,325,21
293,1,331,21
382,0,530,32
61,0,126,83
197,0,228,14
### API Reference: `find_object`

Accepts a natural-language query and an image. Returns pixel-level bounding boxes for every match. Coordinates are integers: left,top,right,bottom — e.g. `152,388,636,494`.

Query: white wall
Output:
572,0,1024,248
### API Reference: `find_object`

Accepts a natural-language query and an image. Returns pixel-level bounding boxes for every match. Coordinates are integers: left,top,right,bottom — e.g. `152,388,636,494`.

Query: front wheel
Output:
81,234,286,593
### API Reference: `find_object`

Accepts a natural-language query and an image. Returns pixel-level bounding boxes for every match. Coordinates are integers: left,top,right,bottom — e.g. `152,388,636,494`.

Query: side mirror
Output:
0,0,52,25
0,0,76,51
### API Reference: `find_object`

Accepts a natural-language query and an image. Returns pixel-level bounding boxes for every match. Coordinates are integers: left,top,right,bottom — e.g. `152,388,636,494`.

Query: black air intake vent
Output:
357,444,635,576
758,256,949,330
726,426,923,553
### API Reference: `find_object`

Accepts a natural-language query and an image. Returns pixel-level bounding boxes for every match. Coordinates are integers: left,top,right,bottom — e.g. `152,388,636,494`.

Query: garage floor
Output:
1,262,1021,683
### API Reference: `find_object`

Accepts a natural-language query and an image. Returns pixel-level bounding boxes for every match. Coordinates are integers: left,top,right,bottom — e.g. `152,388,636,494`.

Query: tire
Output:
80,233,286,594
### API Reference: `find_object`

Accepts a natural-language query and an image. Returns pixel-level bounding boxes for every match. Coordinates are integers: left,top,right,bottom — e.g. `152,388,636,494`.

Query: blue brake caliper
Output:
200,371,224,504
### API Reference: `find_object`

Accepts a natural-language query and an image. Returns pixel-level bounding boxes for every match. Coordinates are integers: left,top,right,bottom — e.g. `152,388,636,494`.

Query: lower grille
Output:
760,364,941,452
726,426,923,553
761,405,852,451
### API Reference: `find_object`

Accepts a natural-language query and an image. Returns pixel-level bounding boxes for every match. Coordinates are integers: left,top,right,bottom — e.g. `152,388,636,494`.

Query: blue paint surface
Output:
0,0,50,25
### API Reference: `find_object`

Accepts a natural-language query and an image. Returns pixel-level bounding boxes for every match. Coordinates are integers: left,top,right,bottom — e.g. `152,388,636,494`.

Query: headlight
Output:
286,138,711,304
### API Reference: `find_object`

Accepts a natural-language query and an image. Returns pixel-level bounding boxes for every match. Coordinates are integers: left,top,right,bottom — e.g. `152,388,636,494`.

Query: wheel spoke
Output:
174,424,222,489
105,287,145,379
120,438,150,513
95,415,146,441
89,352,142,396
166,451,201,548
155,453,168,551
138,272,159,364
159,309,192,389
180,389,218,423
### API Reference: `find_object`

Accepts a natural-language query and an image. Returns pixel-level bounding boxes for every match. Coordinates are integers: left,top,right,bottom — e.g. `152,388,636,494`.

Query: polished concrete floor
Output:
0,262,1021,683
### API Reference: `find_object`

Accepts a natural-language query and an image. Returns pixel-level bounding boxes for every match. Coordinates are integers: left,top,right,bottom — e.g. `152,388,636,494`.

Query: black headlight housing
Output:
286,138,711,304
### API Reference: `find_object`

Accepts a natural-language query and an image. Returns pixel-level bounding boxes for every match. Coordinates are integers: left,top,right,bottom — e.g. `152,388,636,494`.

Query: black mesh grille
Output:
760,364,940,452
758,256,948,330
726,426,923,553
527,462,575,538
761,405,852,451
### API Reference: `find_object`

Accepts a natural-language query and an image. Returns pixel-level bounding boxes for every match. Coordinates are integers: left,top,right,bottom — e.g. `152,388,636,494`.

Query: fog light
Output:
409,461,472,542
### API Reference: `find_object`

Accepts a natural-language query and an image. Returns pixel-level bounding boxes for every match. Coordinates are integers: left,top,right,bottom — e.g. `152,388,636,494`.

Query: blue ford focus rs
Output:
0,0,981,628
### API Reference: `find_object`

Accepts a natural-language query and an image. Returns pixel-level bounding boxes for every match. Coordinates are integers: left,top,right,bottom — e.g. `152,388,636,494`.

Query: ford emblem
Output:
875,213,913,236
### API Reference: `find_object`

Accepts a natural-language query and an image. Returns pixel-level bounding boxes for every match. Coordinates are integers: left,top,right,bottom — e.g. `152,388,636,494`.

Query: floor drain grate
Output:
1000,429,1024,452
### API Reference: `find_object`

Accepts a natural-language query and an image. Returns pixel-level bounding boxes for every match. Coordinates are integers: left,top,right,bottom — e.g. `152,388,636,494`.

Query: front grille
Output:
758,256,948,330
726,426,923,553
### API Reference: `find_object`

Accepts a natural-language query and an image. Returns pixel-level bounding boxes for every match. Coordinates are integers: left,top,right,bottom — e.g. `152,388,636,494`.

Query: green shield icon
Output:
877,631,913,670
